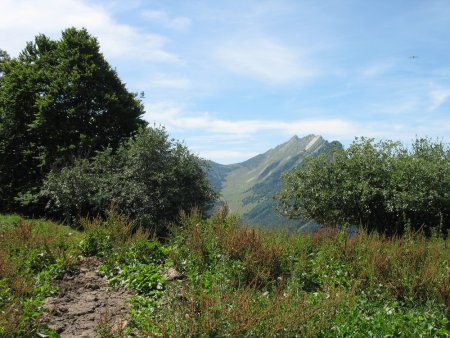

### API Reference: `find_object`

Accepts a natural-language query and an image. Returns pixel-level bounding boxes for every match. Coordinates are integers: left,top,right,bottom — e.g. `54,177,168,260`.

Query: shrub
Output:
277,137,450,235
43,127,217,235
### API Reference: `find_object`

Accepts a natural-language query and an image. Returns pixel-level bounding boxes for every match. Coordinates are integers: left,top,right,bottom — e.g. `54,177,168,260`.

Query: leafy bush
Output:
43,127,217,234
277,137,450,235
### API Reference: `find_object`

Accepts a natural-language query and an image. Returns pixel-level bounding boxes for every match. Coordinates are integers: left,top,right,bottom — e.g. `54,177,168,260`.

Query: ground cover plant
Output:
0,214,81,336
0,209,449,337
138,209,449,337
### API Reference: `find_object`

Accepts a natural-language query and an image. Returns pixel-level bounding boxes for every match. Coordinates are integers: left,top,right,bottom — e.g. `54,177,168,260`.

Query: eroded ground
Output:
43,257,133,337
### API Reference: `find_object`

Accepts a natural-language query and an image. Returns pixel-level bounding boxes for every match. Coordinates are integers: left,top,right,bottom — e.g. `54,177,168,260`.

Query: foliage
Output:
277,137,450,235
0,215,80,336
131,209,449,337
43,126,217,234
1,211,448,337
77,207,148,256
207,135,342,230
0,27,145,214
100,257,165,295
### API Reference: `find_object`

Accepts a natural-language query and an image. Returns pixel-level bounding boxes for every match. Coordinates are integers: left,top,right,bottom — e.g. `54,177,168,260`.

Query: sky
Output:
1,0,450,164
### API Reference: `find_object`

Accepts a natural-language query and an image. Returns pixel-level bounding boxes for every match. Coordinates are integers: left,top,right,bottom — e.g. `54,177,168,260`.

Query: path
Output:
43,256,133,337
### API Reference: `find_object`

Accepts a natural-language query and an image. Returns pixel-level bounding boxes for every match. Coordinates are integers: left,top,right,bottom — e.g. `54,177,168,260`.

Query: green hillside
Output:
208,135,342,230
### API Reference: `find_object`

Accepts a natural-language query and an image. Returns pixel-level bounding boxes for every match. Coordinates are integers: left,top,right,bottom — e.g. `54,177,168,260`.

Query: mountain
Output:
207,135,342,231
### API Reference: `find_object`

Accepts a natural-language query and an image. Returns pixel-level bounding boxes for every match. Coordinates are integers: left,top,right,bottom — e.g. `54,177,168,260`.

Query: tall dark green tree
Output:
0,28,145,213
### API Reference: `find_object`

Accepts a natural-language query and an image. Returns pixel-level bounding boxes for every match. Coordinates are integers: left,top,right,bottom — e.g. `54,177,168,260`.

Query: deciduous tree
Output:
0,28,145,213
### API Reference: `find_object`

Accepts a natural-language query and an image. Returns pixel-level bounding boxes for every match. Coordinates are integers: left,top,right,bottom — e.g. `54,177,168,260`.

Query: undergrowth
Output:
144,208,449,337
0,215,81,337
1,208,449,337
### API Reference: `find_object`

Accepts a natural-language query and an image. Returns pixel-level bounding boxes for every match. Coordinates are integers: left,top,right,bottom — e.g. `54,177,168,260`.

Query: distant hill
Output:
207,135,342,231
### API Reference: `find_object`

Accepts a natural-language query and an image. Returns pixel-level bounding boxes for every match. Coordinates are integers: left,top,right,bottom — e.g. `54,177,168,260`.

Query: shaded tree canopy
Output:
0,28,146,213
277,137,450,236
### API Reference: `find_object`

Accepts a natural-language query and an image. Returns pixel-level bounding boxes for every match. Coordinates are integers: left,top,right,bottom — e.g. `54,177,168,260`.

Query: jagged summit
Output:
207,135,341,230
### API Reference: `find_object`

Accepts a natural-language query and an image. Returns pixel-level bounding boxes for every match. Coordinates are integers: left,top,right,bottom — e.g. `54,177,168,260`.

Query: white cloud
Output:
215,38,316,83
142,10,192,32
145,101,362,140
429,87,450,111
0,0,179,63
198,149,259,162
144,101,450,163
378,97,420,115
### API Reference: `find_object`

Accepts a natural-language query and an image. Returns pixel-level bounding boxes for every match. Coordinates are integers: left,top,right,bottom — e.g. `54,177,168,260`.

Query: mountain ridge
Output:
207,134,342,230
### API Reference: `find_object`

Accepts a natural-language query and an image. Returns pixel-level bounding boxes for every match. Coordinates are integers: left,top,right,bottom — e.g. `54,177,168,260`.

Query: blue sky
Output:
1,0,450,163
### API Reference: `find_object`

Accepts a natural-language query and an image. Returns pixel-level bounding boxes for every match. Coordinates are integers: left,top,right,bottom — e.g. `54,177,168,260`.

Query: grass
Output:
0,209,449,337
0,214,82,337
142,209,449,337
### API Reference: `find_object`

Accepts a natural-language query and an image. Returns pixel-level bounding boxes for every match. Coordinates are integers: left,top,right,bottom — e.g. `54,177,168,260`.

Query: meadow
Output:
0,208,448,337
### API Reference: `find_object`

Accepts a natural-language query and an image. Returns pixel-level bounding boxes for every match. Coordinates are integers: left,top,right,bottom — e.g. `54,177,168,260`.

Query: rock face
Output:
43,257,133,337
207,135,342,230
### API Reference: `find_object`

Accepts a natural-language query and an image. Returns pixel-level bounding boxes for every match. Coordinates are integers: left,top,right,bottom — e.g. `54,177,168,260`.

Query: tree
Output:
43,127,218,235
277,137,450,236
0,28,145,213
0,49,10,76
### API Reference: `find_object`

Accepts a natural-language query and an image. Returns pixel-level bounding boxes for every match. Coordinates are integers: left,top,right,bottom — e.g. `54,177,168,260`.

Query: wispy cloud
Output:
215,38,316,84
429,87,450,111
145,101,437,163
0,0,180,63
142,10,192,32
145,102,363,140
198,149,260,162
377,97,420,115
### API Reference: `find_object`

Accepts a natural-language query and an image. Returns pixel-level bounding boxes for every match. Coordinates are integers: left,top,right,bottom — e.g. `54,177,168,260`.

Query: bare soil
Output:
43,256,134,337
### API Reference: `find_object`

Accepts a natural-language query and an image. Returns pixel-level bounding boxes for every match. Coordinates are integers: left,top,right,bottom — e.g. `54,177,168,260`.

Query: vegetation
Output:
141,209,449,337
2,210,448,337
0,28,145,214
43,126,217,235
0,27,448,337
278,137,450,236
208,135,341,230
0,214,81,336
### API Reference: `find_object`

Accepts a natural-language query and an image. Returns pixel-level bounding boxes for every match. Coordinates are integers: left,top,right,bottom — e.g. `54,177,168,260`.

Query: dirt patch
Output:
43,256,134,337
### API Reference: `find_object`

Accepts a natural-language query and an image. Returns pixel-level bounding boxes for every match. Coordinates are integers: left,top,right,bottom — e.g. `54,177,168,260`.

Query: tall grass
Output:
148,208,450,337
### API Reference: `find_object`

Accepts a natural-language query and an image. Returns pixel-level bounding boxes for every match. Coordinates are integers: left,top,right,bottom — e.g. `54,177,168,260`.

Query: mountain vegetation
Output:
1,211,448,336
0,28,214,233
208,135,341,230
43,126,217,235
278,137,450,236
